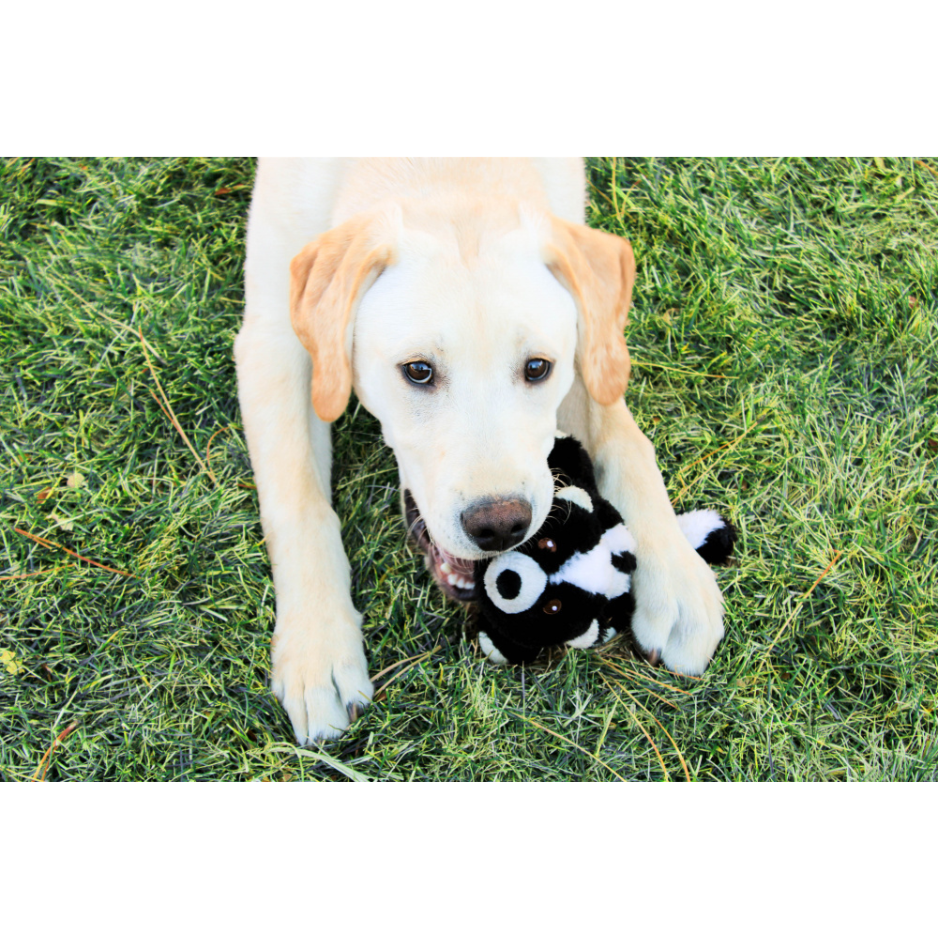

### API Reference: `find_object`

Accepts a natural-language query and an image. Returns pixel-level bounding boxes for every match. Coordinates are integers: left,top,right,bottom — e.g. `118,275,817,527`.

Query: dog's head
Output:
289,201,635,601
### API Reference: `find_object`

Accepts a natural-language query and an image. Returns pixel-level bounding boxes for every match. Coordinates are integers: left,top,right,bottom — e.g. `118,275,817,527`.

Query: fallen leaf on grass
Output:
50,513,74,532
1,648,24,676
66,472,86,488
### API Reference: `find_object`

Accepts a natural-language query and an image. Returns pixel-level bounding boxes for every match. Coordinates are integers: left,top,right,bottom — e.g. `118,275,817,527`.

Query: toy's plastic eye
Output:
483,552,548,614
543,598,562,615
537,537,557,552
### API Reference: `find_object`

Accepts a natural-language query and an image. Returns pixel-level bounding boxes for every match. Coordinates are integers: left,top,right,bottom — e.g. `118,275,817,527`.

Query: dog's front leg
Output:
234,323,373,742
559,386,725,674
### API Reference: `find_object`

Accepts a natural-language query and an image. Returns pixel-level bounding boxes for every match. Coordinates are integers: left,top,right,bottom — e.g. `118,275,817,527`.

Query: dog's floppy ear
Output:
546,217,635,406
289,213,394,422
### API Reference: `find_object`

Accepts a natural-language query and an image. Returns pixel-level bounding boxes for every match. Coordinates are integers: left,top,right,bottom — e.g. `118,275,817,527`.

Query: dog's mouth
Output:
404,489,478,602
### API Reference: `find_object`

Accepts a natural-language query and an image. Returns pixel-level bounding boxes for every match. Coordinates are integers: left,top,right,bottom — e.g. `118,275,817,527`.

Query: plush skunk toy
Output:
474,435,735,665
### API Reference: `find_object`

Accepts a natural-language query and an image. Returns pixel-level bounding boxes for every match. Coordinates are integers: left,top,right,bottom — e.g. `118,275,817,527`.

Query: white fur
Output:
549,542,631,599
484,552,548,614
600,522,637,556
555,485,593,513
478,631,508,665
677,509,724,550
236,158,727,741
566,618,600,649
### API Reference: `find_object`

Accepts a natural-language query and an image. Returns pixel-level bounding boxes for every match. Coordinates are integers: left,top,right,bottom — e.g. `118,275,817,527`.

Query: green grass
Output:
1,156,936,782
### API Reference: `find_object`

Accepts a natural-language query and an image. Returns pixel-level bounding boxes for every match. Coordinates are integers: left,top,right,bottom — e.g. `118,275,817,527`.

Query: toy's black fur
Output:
473,435,735,665
696,523,738,566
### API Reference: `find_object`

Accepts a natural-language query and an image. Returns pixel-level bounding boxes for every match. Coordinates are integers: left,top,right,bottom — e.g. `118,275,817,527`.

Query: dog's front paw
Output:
270,613,374,744
630,544,725,675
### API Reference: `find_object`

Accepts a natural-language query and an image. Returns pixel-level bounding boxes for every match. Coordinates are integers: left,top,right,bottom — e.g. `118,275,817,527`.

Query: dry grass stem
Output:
761,550,845,662
518,715,629,783
597,678,670,780
14,527,137,578
32,721,80,782
138,325,217,486
603,675,691,781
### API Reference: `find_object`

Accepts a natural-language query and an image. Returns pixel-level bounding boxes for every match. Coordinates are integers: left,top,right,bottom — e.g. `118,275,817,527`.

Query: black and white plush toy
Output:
474,435,735,665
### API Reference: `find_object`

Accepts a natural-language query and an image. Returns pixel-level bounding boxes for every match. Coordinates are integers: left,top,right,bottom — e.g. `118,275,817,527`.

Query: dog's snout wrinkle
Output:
461,497,532,552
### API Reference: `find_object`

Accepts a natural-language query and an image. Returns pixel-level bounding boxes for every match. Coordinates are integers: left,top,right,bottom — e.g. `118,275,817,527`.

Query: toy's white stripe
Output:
555,485,593,512
567,618,600,649
600,522,637,555
549,542,631,599
478,631,508,665
677,509,724,550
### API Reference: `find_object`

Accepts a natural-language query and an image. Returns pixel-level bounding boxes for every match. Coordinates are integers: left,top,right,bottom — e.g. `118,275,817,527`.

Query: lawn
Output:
1,156,936,781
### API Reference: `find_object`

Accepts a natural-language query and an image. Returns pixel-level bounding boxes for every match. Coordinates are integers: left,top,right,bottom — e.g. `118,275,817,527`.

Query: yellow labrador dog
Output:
235,158,725,743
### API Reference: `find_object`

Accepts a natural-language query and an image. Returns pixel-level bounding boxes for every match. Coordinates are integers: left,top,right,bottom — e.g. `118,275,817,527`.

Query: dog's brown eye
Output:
404,361,433,385
525,359,551,382
538,537,557,552
543,598,562,615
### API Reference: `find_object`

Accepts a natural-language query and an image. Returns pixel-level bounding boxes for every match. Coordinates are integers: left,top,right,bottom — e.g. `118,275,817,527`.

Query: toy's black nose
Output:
462,498,532,552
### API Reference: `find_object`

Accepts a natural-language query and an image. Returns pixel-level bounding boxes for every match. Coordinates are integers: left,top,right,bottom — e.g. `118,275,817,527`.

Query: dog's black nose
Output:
461,498,532,552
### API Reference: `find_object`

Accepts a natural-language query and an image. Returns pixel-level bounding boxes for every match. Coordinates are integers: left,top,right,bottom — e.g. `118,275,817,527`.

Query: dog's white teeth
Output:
443,572,475,591
440,562,453,575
